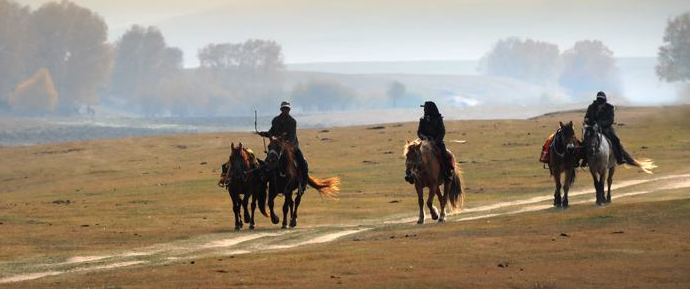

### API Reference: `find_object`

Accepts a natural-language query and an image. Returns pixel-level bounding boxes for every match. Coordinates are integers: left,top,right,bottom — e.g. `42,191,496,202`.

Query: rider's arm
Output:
417,119,426,140
438,118,446,141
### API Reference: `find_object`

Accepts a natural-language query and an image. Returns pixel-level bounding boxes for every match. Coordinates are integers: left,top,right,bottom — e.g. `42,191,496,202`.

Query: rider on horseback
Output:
257,101,309,192
405,101,453,184
582,91,633,166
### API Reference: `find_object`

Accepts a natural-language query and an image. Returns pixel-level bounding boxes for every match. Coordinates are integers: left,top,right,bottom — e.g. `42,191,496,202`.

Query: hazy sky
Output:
17,0,690,67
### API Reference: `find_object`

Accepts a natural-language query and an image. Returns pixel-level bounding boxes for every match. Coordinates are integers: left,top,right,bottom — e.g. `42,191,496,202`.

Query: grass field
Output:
1,105,689,288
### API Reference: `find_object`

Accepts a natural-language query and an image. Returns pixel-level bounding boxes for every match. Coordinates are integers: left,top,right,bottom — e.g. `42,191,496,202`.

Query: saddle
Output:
540,132,556,163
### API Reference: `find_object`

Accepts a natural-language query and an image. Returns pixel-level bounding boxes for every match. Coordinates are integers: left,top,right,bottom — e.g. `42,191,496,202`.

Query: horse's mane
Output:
229,147,251,170
403,139,422,157
272,137,298,178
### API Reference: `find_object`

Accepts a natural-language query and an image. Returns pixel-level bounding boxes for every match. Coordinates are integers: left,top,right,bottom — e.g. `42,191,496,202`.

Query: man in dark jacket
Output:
258,101,309,192
583,91,632,165
410,101,453,182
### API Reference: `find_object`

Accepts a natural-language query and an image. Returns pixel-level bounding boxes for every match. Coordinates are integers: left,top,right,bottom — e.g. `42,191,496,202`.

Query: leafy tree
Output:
0,0,31,109
482,37,560,84
8,68,58,114
27,0,111,113
656,12,690,83
558,40,619,97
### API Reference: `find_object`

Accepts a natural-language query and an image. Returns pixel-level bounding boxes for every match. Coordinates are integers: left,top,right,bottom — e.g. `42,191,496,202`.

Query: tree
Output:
558,40,619,97
0,0,31,109
387,81,406,107
656,12,690,83
110,25,183,100
290,80,357,111
197,39,285,111
27,0,112,113
482,37,560,84
8,68,58,114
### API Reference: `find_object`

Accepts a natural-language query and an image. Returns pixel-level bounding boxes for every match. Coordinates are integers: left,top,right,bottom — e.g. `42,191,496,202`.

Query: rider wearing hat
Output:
258,101,309,191
583,91,632,165
412,101,453,182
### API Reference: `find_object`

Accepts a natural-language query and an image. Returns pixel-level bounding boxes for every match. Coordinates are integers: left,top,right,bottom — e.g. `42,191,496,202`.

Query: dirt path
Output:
2,173,689,284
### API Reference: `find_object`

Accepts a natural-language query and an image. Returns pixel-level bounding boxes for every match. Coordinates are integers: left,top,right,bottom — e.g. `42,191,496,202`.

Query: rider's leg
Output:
294,148,308,191
436,141,453,180
604,127,625,164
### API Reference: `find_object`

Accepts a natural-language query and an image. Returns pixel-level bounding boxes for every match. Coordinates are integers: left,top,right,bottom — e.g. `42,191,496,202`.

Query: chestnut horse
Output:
264,136,340,229
404,139,463,224
218,143,268,230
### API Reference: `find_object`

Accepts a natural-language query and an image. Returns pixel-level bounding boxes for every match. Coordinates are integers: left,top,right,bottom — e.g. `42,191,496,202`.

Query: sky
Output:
17,0,690,67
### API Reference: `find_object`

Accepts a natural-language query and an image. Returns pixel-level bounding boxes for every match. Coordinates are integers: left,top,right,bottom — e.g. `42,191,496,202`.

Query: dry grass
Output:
1,105,689,288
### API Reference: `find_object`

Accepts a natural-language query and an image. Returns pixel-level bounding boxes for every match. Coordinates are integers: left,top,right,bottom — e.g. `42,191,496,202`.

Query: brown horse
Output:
403,139,463,224
218,143,268,230
548,121,579,208
264,136,340,228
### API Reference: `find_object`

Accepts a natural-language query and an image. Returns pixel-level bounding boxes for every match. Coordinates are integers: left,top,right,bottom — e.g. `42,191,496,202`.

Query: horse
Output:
218,142,268,230
582,123,656,205
264,136,340,229
403,139,463,224
548,121,579,208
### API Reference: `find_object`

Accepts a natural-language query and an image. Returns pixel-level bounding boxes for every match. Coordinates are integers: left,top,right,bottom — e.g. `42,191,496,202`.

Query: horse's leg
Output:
590,169,602,205
437,186,446,222
268,181,280,224
606,166,615,204
230,191,242,231
416,185,425,224
290,191,302,228
562,169,574,208
249,192,257,230
282,191,292,229
242,192,251,224
553,172,562,207
427,187,438,220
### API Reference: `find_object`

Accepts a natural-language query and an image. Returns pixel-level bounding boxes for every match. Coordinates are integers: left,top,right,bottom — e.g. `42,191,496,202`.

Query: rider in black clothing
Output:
583,91,633,165
405,101,453,184
258,101,309,192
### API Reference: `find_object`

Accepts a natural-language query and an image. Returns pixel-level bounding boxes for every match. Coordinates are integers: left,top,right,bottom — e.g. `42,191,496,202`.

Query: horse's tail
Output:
448,165,464,210
308,175,340,198
627,157,657,174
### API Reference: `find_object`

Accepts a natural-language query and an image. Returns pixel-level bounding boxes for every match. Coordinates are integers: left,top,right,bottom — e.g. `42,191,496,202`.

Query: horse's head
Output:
559,121,577,153
403,139,423,173
582,123,601,154
229,142,249,180
266,135,290,170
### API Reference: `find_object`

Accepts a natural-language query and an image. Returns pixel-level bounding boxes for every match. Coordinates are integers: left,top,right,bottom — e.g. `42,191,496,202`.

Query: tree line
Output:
1,0,688,116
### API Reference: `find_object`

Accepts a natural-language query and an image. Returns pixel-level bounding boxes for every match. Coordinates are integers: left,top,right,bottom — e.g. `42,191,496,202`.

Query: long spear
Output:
255,110,267,153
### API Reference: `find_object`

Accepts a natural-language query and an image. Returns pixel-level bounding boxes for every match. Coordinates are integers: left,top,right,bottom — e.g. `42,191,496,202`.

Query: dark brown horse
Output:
403,139,463,223
218,143,268,230
548,121,579,208
264,136,339,229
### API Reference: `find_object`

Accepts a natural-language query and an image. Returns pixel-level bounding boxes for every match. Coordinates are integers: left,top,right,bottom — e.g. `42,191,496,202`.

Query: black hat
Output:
280,101,291,109
596,91,607,101
421,101,441,116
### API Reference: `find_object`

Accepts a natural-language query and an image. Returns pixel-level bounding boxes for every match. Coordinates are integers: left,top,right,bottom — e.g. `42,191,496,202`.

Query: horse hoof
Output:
271,216,280,224
438,217,446,223
234,226,241,231
249,225,255,230
281,225,288,229
417,219,424,225
289,220,297,228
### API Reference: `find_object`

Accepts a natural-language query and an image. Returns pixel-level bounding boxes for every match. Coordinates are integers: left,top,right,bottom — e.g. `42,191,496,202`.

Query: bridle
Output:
552,128,576,158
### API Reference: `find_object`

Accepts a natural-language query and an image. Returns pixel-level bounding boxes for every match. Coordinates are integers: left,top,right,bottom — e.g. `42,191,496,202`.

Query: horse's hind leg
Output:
249,194,257,230
268,183,280,224
427,187,439,220
416,185,425,224
437,187,446,222
553,173,562,207
606,167,615,204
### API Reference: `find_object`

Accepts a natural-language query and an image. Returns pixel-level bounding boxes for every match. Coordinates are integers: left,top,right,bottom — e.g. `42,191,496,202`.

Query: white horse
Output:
582,124,655,205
